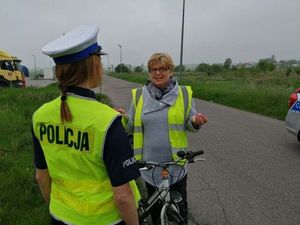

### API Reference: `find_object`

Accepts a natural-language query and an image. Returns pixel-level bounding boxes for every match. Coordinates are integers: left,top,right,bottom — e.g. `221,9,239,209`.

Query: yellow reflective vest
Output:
32,95,140,225
131,86,192,162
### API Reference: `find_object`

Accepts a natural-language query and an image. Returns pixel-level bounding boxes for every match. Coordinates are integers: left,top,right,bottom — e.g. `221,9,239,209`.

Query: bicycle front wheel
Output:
156,204,186,225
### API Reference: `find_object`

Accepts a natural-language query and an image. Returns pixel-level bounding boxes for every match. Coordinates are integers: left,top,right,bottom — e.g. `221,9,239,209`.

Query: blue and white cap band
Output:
53,43,105,64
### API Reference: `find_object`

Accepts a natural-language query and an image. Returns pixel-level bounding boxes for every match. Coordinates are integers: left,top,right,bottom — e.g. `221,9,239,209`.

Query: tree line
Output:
113,55,300,77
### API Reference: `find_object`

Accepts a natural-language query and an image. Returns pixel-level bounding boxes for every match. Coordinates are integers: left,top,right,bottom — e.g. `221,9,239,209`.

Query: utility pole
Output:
179,0,186,82
32,54,37,78
118,44,122,73
107,54,110,72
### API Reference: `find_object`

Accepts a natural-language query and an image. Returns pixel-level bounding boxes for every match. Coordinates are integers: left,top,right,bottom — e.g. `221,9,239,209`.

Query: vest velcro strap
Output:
134,126,143,133
169,124,185,131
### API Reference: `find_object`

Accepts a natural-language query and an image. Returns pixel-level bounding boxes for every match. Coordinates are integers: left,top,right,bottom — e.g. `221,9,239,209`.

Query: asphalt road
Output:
25,77,56,87
28,76,300,225
102,75,300,225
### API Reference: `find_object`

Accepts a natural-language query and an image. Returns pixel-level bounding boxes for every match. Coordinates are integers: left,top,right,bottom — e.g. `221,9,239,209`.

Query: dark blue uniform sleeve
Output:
32,126,48,169
103,116,141,187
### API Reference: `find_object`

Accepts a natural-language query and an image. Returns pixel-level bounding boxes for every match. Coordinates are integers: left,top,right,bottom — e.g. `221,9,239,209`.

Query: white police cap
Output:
42,25,106,64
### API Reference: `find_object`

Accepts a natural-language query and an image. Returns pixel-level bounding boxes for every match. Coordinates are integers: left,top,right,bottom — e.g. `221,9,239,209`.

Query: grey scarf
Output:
146,77,177,100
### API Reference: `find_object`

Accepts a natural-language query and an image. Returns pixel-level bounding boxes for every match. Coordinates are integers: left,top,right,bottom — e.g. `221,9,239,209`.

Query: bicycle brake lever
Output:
194,157,206,162
188,158,195,163
188,157,206,163
139,165,154,171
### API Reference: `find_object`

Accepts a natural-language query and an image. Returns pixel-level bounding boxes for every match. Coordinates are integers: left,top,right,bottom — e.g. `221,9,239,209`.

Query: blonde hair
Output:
55,55,102,123
147,53,175,72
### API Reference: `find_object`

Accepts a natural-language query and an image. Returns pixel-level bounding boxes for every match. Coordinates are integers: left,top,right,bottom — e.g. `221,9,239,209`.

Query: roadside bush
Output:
134,65,144,73
257,59,276,73
211,64,223,73
115,64,131,73
195,63,210,73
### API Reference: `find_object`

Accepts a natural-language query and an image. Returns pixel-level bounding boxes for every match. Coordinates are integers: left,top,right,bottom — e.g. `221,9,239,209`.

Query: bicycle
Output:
137,150,205,225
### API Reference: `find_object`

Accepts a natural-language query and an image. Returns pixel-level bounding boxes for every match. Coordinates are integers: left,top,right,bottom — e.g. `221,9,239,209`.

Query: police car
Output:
285,88,300,142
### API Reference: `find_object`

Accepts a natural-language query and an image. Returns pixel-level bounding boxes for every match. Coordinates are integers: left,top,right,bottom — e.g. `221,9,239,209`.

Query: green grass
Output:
109,71,300,120
0,84,112,225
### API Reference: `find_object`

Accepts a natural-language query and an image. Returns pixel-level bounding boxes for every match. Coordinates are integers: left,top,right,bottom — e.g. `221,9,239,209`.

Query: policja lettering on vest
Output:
39,123,90,151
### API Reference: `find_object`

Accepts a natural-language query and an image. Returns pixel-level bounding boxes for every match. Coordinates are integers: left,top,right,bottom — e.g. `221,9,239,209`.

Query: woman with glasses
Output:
32,25,141,225
118,53,208,224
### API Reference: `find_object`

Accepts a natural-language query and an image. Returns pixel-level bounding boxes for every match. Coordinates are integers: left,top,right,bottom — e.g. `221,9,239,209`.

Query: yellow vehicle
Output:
0,49,26,87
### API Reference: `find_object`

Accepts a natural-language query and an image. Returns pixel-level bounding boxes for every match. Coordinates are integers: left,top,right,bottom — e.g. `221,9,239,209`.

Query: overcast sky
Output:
1,0,300,69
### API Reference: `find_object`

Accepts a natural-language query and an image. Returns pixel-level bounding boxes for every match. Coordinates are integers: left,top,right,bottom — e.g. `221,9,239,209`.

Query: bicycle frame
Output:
159,168,180,225
138,166,183,225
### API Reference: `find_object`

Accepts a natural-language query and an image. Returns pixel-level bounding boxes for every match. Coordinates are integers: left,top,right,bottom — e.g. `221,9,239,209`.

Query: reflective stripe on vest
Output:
33,96,140,225
132,86,192,161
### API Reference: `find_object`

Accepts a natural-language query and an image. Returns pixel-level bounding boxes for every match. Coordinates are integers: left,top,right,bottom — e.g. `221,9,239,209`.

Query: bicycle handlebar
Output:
137,150,204,169
178,150,204,160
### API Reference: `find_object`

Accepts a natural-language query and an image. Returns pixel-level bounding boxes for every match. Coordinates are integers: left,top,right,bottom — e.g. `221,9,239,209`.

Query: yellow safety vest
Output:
32,95,140,225
132,86,192,162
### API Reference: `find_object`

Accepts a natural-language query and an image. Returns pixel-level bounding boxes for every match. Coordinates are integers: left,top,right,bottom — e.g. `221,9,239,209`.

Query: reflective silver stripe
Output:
169,124,185,131
134,126,143,133
133,148,143,155
180,86,189,118
172,147,187,154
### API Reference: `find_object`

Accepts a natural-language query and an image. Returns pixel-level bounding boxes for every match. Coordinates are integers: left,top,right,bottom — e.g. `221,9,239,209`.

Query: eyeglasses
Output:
149,67,169,74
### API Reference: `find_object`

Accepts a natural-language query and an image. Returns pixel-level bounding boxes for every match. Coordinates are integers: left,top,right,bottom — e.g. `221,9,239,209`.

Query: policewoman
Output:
119,53,208,224
32,25,140,225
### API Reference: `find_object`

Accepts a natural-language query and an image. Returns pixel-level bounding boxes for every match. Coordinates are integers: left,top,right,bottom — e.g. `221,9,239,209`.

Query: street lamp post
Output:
179,0,186,82
107,54,110,72
32,54,37,78
118,44,122,73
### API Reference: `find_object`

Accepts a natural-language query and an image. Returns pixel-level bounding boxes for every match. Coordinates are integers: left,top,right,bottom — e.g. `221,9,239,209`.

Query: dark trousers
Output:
145,175,188,225
51,217,66,225
51,216,126,225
